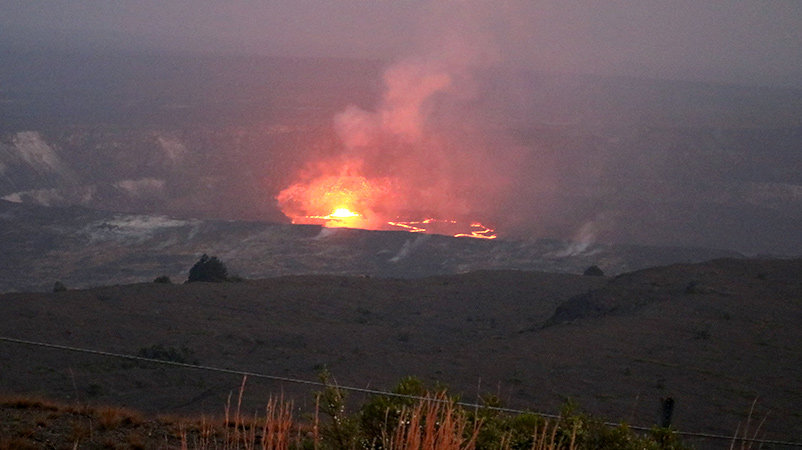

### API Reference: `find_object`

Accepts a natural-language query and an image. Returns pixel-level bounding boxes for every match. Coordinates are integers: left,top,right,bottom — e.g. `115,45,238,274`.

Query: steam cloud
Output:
555,221,599,257
277,2,522,231
115,178,166,199
389,234,431,263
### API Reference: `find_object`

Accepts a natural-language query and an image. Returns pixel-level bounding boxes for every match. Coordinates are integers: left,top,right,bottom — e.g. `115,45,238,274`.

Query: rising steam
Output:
276,1,527,237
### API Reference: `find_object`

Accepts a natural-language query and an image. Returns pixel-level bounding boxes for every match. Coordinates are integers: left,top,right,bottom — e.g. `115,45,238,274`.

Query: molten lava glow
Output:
277,164,497,238
275,56,505,240
454,222,497,240
386,221,428,233
329,208,359,218
388,219,496,239
275,162,392,230
305,207,365,228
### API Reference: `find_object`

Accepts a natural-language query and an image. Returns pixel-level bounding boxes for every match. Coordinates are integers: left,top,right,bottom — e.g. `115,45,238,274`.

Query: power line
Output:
1,335,800,447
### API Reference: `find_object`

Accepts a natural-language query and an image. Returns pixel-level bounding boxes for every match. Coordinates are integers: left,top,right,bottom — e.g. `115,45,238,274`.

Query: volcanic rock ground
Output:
1,257,800,448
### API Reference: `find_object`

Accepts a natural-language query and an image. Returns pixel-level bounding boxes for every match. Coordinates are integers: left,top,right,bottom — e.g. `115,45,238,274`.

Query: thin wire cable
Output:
1,335,800,447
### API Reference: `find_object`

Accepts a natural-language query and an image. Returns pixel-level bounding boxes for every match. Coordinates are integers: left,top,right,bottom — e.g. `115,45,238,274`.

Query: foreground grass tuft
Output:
0,377,693,450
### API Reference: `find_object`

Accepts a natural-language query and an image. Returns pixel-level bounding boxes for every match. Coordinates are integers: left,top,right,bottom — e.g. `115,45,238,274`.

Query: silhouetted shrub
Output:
583,265,605,276
187,254,228,283
53,281,67,292
153,275,172,284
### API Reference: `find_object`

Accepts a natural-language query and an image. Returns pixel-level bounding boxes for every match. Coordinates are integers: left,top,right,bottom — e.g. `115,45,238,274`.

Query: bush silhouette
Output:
583,265,605,276
187,254,228,283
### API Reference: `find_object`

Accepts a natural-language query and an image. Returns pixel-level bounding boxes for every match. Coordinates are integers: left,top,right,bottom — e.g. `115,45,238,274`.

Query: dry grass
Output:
182,387,488,450
527,419,579,450
384,395,480,450
125,431,148,450
180,376,298,450
384,395,580,450
96,405,145,430
69,419,92,445
0,392,181,448
0,393,61,411
730,398,769,450
0,384,694,450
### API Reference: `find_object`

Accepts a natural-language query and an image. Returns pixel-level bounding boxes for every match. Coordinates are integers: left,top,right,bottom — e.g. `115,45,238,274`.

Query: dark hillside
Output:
1,259,801,444
0,270,604,411
546,257,802,324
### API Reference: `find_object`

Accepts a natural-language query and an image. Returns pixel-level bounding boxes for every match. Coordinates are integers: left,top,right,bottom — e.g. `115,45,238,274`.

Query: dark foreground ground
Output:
1,258,800,448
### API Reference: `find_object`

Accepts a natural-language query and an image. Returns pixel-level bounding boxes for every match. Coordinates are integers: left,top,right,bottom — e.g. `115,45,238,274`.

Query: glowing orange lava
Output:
329,208,359,218
454,222,497,240
304,207,365,228
388,218,496,239
275,162,392,230
276,161,497,239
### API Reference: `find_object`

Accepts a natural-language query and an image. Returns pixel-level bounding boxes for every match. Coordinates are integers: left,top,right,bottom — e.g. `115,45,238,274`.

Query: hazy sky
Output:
2,0,802,87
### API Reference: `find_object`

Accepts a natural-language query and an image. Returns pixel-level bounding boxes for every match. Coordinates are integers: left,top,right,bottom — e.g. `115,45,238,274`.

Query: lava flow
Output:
387,218,497,239
276,165,497,239
307,208,497,239
300,208,363,229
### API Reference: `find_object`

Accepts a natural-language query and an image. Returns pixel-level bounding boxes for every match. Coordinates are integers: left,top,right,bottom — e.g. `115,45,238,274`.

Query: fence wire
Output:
1,335,800,447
